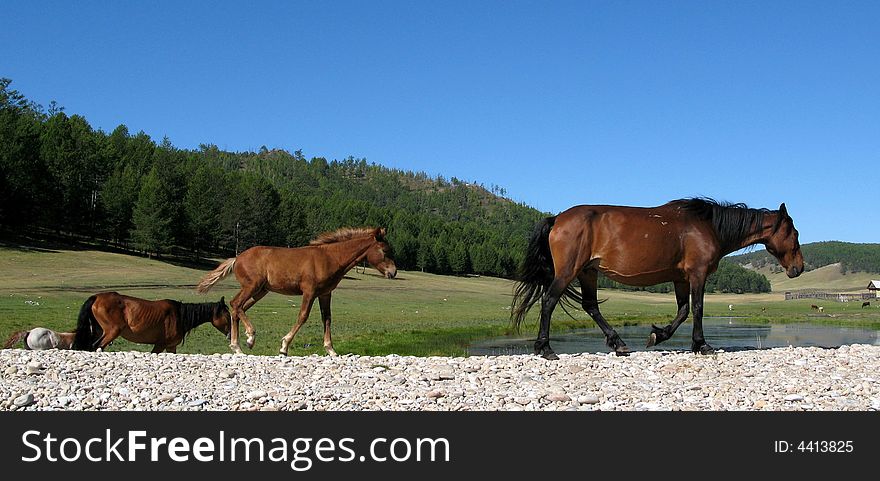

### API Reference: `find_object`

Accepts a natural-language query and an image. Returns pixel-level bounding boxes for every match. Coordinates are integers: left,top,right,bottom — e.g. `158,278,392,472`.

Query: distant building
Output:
785,289,874,302
868,280,880,299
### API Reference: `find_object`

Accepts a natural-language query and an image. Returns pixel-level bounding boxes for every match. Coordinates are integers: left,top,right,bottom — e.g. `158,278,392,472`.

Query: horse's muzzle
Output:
385,267,398,279
787,265,804,278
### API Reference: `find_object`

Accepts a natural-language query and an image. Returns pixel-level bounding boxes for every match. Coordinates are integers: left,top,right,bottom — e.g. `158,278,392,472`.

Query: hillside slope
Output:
753,263,878,292
730,241,880,275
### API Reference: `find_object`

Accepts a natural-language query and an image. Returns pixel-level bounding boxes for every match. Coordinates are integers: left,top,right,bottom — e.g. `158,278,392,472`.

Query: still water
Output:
468,317,880,356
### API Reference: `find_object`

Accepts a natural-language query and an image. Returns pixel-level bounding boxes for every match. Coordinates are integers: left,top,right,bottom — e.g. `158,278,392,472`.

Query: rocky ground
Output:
2,345,879,411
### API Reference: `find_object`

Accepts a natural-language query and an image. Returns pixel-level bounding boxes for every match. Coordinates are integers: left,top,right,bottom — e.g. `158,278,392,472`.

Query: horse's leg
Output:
535,239,586,360
317,293,337,356
91,333,105,351
87,320,106,350
534,279,564,360
578,270,629,355
229,284,260,354
166,345,177,354
279,292,316,355
690,279,714,354
646,281,690,347
151,344,165,354
95,327,121,351
228,289,245,354
239,289,267,349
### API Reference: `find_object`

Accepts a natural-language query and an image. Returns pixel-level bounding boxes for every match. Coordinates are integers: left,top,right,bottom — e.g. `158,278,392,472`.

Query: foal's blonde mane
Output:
309,227,377,245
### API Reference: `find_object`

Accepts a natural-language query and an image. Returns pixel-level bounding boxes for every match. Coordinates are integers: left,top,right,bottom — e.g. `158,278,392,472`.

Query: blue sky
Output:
3,1,878,244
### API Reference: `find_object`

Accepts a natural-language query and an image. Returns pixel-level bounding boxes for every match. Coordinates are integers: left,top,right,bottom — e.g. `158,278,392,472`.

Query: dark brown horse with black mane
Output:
72,292,231,353
512,198,804,359
196,227,397,355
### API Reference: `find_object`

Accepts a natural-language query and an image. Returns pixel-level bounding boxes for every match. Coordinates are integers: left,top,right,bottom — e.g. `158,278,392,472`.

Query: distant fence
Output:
784,291,874,302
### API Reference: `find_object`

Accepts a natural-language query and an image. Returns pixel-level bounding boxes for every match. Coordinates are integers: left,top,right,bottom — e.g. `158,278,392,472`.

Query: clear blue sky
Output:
3,1,878,244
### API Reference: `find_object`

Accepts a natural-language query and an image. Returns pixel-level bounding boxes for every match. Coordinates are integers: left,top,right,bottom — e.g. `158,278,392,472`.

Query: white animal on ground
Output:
3,327,75,350
728,304,734,311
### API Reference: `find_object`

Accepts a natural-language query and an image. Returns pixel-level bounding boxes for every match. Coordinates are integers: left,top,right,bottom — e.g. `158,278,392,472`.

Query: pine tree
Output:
277,189,310,247
433,237,449,274
183,164,224,252
0,80,44,225
130,167,174,257
449,241,470,274
101,164,139,245
223,173,281,252
391,231,418,270
416,235,435,272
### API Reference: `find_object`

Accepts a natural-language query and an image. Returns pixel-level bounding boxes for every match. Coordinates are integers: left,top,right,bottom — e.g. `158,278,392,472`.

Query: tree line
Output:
0,78,539,277
0,78,772,292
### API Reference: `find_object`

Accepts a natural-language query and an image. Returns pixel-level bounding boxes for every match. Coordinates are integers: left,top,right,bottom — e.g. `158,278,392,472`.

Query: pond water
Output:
467,317,880,356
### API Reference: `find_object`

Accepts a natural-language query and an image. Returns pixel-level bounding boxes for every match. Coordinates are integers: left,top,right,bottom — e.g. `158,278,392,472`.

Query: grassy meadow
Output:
1,244,878,356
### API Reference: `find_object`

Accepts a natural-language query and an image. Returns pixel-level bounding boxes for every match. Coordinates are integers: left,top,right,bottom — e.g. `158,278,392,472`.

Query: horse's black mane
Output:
670,197,781,254
174,300,224,342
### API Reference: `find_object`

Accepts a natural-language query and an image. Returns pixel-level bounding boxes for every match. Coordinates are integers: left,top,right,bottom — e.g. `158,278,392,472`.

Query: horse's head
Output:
765,203,804,278
212,296,232,337
366,227,397,279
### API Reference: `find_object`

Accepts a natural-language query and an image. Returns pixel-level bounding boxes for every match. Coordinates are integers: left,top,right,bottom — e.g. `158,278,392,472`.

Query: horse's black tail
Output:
511,216,584,331
73,295,99,351
511,217,557,330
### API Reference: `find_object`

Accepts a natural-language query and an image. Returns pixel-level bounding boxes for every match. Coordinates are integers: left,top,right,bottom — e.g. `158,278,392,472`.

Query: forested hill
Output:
0,78,543,277
0,78,774,292
728,241,880,274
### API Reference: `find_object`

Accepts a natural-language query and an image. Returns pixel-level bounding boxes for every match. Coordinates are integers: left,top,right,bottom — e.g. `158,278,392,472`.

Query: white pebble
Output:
0,346,877,411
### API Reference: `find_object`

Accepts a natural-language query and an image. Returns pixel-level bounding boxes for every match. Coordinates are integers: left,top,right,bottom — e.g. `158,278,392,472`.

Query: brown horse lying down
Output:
197,227,397,356
72,292,231,353
512,198,804,359
3,327,75,350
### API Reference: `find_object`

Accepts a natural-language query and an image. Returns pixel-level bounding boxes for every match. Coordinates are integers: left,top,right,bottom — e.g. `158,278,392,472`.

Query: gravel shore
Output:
2,345,879,411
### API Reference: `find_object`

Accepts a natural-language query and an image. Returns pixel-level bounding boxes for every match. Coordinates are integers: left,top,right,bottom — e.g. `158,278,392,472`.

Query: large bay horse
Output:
4,328,75,350
72,292,231,353
196,227,397,355
512,198,804,359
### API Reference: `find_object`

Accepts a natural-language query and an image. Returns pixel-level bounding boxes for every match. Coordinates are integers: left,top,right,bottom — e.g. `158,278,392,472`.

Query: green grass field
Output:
2,244,878,356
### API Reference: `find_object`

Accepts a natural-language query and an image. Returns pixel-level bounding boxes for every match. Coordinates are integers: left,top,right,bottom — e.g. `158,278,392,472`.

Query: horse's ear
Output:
220,296,225,305
778,203,788,217
380,227,387,237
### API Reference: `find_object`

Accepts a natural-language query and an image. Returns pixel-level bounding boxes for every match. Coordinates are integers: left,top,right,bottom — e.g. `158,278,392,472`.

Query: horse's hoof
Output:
606,334,628,354
542,350,560,361
647,324,667,348
535,339,559,360
326,349,339,357
693,343,715,355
